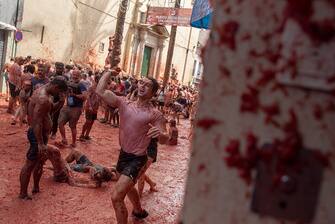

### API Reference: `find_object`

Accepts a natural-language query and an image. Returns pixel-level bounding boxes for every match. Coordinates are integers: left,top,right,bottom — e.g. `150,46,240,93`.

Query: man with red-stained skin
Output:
19,77,68,200
58,69,88,148
97,68,169,224
46,145,114,188
7,57,25,114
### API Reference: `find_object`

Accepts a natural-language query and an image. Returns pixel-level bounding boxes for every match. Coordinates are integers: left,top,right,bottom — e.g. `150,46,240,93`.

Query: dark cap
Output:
55,62,64,68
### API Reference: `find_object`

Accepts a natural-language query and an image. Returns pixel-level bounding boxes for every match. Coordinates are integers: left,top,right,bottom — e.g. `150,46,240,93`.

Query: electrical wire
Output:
77,1,132,24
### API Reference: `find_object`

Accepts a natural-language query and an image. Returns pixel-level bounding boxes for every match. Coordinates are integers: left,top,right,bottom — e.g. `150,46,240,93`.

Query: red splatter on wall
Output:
197,118,221,130
220,65,231,79
245,67,253,78
241,33,251,41
257,69,277,87
223,109,331,186
216,21,240,50
283,0,335,44
327,74,335,83
240,85,260,113
198,163,207,172
313,104,324,120
262,102,281,124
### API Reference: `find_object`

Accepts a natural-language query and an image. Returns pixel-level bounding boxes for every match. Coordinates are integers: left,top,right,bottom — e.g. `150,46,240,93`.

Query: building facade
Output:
12,0,202,85
0,0,24,92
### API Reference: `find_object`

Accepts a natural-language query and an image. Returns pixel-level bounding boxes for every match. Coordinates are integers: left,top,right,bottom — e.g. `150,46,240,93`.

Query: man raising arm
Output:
96,69,168,224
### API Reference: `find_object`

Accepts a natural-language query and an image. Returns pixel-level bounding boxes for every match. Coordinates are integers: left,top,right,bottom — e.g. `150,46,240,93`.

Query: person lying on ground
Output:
65,149,118,186
47,145,114,189
19,77,68,200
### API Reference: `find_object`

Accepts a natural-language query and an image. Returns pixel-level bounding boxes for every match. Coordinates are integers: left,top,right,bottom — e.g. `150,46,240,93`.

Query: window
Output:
99,42,105,53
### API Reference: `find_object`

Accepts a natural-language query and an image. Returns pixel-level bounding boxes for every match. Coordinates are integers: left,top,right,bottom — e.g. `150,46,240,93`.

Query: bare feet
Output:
79,135,86,142
132,209,149,219
18,194,32,200
84,136,92,140
32,188,40,194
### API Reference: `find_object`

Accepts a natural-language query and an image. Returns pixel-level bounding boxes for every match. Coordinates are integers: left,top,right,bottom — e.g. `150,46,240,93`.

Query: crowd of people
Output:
0,55,199,223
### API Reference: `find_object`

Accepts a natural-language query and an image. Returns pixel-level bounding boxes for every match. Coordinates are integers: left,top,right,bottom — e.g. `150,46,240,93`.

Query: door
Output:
141,46,152,77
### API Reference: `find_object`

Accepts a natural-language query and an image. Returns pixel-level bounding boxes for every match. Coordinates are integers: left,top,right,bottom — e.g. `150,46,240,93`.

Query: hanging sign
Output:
146,7,192,27
15,30,23,42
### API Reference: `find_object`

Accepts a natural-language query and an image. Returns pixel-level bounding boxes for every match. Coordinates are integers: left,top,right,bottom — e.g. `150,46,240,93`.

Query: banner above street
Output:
190,0,213,29
146,7,192,27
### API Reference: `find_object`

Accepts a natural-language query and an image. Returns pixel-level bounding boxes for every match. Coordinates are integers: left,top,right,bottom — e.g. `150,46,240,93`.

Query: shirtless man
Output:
7,57,24,114
97,69,169,224
19,77,68,200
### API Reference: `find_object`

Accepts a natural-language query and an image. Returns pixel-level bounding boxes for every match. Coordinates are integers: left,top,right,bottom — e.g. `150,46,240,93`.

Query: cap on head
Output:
55,62,64,68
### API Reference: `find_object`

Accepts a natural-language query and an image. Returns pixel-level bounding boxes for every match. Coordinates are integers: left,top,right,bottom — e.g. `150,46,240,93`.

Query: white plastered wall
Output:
182,0,335,223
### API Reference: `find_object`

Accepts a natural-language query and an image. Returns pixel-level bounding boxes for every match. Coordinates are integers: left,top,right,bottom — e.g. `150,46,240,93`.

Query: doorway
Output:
141,46,153,77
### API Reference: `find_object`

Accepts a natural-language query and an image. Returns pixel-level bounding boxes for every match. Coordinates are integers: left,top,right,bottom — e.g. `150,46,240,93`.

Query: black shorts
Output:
116,149,147,183
26,127,48,161
9,82,20,98
147,138,158,163
85,111,97,121
158,101,164,107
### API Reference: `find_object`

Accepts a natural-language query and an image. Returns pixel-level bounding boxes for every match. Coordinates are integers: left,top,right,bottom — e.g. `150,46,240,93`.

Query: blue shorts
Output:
26,128,48,161
71,155,93,172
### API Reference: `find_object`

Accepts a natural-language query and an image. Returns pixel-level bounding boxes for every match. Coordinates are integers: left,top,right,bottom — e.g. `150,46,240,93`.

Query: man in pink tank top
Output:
96,68,168,224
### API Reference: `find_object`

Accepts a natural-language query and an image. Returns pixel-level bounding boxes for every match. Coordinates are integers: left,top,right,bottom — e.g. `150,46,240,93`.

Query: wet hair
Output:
94,168,113,183
55,62,64,68
95,75,101,83
26,64,35,74
169,119,177,127
101,168,113,182
147,77,159,95
50,77,68,92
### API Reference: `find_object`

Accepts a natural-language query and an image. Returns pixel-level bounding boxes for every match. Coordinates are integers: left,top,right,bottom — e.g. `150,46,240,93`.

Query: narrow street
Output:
0,98,191,224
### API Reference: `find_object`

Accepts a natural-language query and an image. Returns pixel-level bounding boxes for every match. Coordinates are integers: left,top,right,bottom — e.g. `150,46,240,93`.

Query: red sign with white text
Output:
146,7,192,27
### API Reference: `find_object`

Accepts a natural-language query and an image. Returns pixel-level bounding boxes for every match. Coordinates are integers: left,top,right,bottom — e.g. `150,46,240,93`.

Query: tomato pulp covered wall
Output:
182,0,335,223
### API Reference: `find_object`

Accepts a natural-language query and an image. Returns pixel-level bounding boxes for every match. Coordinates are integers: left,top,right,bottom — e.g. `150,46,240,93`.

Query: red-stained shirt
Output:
168,127,178,145
116,97,164,156
8,63,22,86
